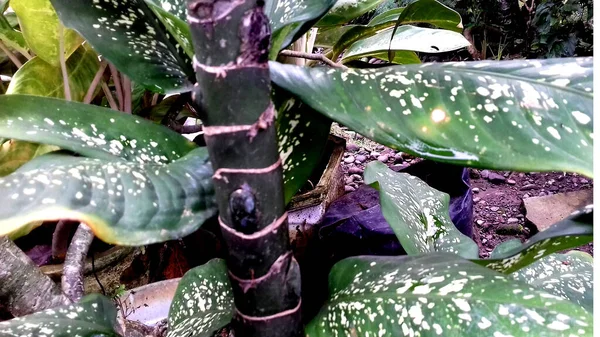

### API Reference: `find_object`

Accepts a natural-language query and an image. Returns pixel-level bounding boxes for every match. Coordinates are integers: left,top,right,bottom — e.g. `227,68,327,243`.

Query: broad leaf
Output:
368,7,404,26
266,0,337,58
10,0,83,66
270,58,594,177
0,95,197,163
509,251,593,312
168,259,233,337
364,161,478,258
7,46,100,101
0,14,28,56
146,0,193,58
316,0,386,27
475,205,593,273
306,254,593,337
314,25,357,48
0,139,58,176
275,90,332,203
51,0,193,93
343,26,470,63
0,294,119,336
0,147,216,245
393,0,463,32
369,51,421,64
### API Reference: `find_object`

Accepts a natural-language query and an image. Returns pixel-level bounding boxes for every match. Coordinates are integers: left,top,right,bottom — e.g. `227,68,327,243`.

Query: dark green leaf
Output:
0,147,216,245
270,58,593,177
0,294,119,336
314,25,357,48
394,0,463,32
168,259,233,337
474,205,592,273
0,139,58,177
316,0,386,27
306,254,593,337
364,161,478,258
0,95,197,163
275,90,332,203
51,0,193,93
6,46,100,101
0,14,29,56
11,0,83,66
146,0,194,58
368,7,404,25
509,251,593,312
343,26,470,63
266,0,337,58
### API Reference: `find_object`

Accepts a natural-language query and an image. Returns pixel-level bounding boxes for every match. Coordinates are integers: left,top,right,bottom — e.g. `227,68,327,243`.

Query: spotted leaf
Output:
51,0,193,93
7,46,100,101
474,205,592,274
364,161,478,258
306,254,593,337
342,26,469,63
145,0,193,58
168,259,233,337
0,95,197,164
0,294,119,336
270,58,593,177
11,0,83,66
0,146,216,245
275,89,332,203
266,0,337,58
316,0,386,27
508,251,593,312
0,139,58,177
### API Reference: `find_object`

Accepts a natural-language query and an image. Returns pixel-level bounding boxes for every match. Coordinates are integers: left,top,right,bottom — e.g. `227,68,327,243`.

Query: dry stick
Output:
108,63,124,110
84,60,109,104
122,75,132,113
0,40,22,68
62,224,94,302
58,25,72,101
279,49,347,69
151,93,159,106
101,82,120,111
0,236,70,316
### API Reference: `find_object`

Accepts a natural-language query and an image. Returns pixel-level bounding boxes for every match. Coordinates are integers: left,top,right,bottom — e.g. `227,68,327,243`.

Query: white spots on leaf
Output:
571,111,590,125
546,127,561,140
476,87,490,96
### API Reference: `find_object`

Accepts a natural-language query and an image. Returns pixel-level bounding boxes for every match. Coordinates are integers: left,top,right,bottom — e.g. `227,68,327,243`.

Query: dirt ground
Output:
332,124,593,258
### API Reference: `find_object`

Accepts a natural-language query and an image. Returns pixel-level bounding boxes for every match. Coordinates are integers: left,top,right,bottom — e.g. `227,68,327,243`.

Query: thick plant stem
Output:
0,236,69,316
187,1,302,337
62,224,94,302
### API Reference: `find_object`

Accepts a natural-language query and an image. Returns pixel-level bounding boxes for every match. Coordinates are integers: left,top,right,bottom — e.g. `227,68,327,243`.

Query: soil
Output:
332,124,594,258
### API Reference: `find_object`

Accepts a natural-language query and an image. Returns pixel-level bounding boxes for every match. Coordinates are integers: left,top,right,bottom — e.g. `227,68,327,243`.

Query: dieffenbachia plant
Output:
0,0,594,336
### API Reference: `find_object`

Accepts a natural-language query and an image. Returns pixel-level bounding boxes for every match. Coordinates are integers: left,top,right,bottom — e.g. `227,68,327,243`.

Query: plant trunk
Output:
187,1,302,337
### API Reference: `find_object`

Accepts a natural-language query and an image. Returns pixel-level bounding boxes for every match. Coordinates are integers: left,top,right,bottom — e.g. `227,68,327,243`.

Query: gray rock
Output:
507,179,516,185
394,152,404,160
370,151,380,159
490,206,500,212
355,154,367,163
348,166,363,174
538,191,547,196
376,145,385,151
351,174,362,181
344,155,355,163
346,143,359,152
487,172,506,183
524,190,593,232
476,220,484,225
345,185,356,193
520,184,536,191
472,187,480,193
473,197,481,203
523,193,530,199
480,170,490,179
507,217,519,224
496,224,523,235
344,177,354,185
377,154,389,162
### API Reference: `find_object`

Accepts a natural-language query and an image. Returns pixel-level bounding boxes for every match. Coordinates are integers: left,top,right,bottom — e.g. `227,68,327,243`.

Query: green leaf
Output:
0,146,216,245
343,26,470,63
474,205,593,273
368,7,404,26
364,161,478,258
368,51,421,64
275,90,332,203
393,0,463,33
168,259,233,337
306,254,593,337
314,25,357,48
50,0,193,93
509,251,593,312
0,139,58,176
146,0,193,58
0,294,119,336
316,0,386,27
0,14,29,56
0,95,197,163
10,0,83,66
7,46,100,101
269,57,594,177
266,0,337,58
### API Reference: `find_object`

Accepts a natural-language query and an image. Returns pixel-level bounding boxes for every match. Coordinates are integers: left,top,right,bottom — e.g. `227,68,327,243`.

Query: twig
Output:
151,93,160,106
84,60,108,104
0,236,70,316
109,63,124,110
62,224,94,302
101,82,120,111
0,40,22,68
170,123,204,134
58,25,72,101
52,220,79,261
122,75,132,113
279,50,347,69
